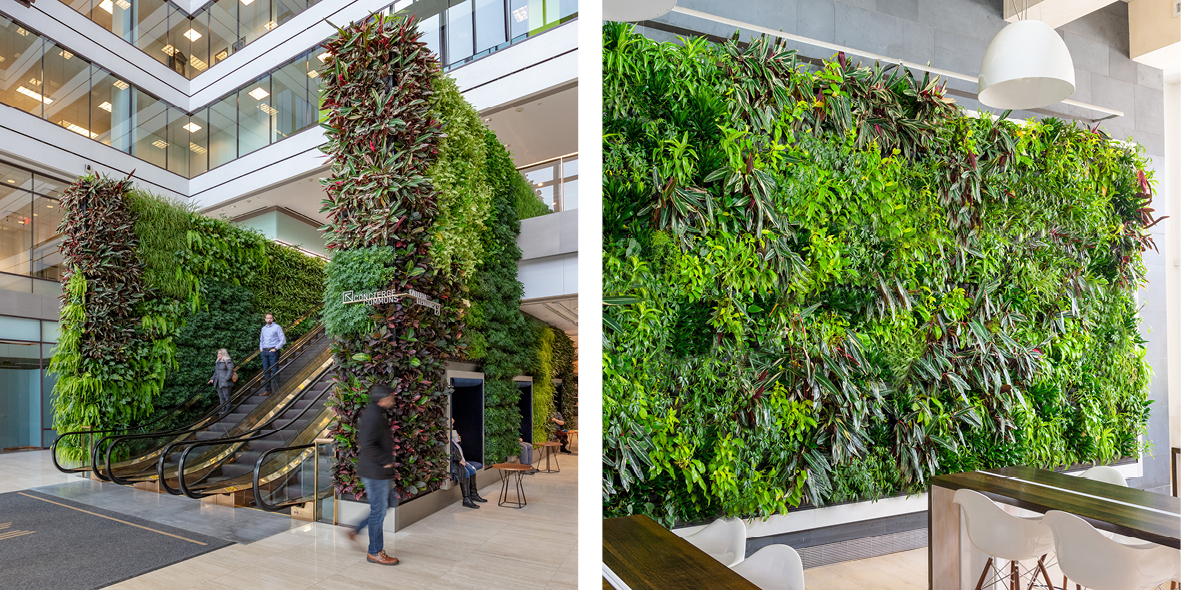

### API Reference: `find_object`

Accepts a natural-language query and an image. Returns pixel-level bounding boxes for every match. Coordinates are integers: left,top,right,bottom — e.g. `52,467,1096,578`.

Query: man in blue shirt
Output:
259,312,286,395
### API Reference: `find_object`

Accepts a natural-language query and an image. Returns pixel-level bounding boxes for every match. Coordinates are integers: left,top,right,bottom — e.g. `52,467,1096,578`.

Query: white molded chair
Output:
682,517,747,567
953,488,1056,590
1080,466,1128,487
730,544,805,590
1043,510,1180,590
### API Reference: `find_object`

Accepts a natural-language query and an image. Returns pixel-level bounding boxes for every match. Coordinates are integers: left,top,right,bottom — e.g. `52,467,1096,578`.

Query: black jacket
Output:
357,398,395,480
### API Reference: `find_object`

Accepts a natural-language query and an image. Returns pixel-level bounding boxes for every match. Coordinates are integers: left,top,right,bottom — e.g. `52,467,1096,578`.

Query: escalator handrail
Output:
175,371,335,499
157,363,335,496
100,325,327,485
49,305,323,475
252,438,329,512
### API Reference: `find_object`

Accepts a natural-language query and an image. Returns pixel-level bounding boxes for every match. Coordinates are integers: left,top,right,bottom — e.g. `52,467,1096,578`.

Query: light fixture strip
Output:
668,5,1123,120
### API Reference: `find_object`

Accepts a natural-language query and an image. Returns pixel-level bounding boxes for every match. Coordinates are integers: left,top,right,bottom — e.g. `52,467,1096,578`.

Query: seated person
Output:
550,410,571,454
518,438,539,474
449,422,486,508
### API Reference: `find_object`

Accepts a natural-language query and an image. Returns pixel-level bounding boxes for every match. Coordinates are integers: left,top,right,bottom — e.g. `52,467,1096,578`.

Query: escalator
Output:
50,307,323,476
51,305,340,516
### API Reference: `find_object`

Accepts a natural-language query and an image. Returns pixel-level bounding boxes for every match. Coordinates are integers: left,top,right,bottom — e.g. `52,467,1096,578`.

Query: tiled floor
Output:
804,548,1079,590
0,448,578,590
804,548,928,590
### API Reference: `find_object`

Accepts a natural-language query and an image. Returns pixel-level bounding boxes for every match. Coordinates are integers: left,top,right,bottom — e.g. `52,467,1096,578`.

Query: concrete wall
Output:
642,0,1172,493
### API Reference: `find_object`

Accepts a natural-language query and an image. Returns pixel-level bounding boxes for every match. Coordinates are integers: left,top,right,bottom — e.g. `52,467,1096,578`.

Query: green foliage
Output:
532,322,556,442
323,246,401,338
319,14,461,500
602,24,1156,525
249,241,326,337
465,128,538,463
514,174,552,220
552,328,578,430
50,174,325,461
427,75,493,280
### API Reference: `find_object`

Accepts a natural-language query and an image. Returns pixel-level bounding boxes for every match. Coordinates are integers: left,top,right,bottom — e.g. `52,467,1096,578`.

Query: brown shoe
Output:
367,551,399,566
346,529,362,551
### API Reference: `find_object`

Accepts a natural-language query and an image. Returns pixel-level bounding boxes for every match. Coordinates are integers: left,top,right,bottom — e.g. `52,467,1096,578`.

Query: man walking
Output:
258,312,285,396
348,384,400,565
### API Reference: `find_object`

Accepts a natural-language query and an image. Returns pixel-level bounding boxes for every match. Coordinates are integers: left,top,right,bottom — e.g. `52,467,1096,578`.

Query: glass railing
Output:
0,1,576,178
519,153,577,212
61,0,323,80
60,0,577,80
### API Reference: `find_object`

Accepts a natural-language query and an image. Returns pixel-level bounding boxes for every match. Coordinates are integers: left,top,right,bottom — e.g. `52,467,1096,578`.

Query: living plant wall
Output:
602,23,1158,525
318,14,558,500
51,175,325,461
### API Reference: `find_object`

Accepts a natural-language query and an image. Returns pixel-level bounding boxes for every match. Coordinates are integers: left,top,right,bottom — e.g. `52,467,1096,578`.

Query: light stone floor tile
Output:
0,447,580,590
804,548,928,590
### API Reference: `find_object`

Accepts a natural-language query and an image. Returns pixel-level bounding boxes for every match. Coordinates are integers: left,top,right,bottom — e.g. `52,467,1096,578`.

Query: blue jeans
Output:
260,349,279,392
354,477,398,555
464,461,483,477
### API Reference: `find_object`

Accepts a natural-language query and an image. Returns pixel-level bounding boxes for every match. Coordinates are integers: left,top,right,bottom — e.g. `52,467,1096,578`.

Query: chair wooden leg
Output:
1010,560,1019,590
974,557,994,590
1027,555,1052,590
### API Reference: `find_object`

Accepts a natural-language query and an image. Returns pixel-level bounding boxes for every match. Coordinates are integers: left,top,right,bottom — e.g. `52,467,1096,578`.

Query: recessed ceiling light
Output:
258,104,277,115
113,80,129,90
116,0,130,8
249,87,269,100
184,29,202,42
59,50,73,60
512,6,527,22
17,87,52,105
190,56,208,71
152,139,168,149
264,20,277,31
99,0,114,13
515,107,523,112
16,28,29,37
46,204,54,208
99,101,112,112
483,117,491,122
162,45,176,56
215,50,229,61
240,0,254,5
307,70,319,78
61,121,97,138
189,142,207,154
6,179,14,184
317,52,331,63
183,122,201,133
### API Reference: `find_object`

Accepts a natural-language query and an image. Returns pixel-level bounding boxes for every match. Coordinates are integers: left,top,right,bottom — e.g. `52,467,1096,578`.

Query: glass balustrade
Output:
0,1,576,177
519,153,578,212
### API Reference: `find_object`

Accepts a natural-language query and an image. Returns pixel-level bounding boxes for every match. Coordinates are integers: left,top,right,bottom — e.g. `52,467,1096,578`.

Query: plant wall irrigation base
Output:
602,23,1158,526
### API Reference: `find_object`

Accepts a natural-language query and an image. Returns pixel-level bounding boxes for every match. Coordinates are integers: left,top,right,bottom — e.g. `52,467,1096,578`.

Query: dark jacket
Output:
210,359,234,389
357,388,395,480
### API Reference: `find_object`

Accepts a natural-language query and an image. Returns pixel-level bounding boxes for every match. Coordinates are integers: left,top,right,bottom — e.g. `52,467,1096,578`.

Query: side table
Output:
491,463,531,508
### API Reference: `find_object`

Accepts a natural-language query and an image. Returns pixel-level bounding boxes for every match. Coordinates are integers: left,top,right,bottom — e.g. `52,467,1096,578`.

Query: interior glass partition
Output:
519,153,578,212
0,2,577,177
0,161,65,289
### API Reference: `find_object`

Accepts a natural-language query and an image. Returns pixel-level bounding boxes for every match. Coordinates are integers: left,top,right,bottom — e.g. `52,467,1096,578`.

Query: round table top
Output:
535,441,560,447
492,463,532,471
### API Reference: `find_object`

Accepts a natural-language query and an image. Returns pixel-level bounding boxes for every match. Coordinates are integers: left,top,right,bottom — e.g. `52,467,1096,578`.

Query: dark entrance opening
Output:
450,377,484,464
516,381,533,444
553,379,564,418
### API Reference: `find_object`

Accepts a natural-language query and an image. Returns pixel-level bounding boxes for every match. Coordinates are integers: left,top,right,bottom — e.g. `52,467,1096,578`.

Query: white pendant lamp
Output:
978,18,1075,110
604,0,677,22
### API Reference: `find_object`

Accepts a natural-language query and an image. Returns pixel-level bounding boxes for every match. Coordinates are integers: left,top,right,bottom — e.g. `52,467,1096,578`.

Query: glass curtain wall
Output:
519,154,578,212
0,161,65,292
66,0,323,79
0,1,577,177
0,316,60,451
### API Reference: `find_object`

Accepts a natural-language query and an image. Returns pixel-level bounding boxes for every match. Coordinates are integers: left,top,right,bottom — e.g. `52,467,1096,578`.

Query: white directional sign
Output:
341,288,442,315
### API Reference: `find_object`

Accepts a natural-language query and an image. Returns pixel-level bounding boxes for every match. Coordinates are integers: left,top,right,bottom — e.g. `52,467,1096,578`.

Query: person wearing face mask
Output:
450,420,487,508
258,312,286,396
347,383,400,566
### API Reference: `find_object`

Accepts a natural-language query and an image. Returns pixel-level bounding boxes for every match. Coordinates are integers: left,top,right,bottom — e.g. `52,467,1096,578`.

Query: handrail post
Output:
313,437,332,523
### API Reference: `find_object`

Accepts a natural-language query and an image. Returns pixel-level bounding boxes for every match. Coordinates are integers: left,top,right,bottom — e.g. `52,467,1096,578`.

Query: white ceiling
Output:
521,295,579,347
482,83,578,168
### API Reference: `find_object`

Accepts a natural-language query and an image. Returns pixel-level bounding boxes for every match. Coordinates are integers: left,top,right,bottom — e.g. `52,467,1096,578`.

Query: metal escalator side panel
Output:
173,359,336,495
102,326,329,481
